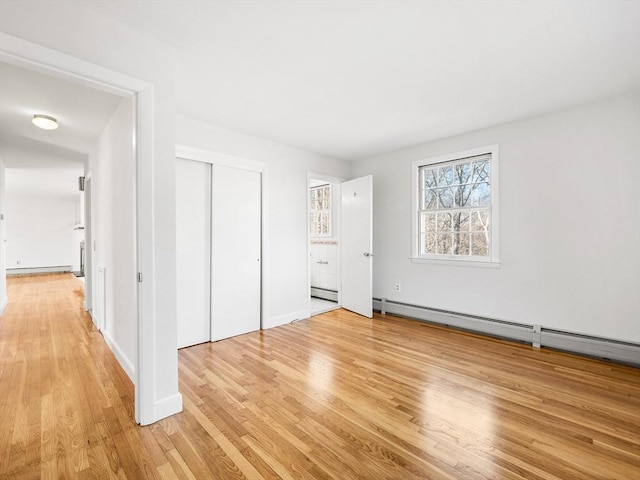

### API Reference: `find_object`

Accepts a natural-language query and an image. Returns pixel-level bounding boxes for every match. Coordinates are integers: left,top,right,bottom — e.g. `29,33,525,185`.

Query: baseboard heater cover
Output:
373,298,640,367
7,265,72,275
540,329,640,366
311,287,338,302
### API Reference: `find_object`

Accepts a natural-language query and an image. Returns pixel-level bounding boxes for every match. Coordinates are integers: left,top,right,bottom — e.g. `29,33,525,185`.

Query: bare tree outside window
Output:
418,153,492,258
310,184,331,236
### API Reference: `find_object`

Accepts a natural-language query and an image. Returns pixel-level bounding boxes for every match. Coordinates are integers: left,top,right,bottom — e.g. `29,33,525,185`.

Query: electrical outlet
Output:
395,282,401,292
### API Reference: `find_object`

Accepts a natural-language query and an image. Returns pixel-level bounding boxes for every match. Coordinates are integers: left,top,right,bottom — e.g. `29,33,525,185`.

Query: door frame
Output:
306,172,345,316
84,174,93,315
175,145,268,329
0,32,156,425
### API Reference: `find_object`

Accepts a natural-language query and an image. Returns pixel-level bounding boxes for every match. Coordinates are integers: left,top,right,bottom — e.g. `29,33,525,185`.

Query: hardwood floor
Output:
1,274,639,479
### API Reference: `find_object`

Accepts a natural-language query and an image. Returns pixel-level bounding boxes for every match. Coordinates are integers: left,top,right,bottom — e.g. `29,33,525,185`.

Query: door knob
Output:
363,252,374,257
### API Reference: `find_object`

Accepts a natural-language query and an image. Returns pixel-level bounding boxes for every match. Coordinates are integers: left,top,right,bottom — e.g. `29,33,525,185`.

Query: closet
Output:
176,157,261,348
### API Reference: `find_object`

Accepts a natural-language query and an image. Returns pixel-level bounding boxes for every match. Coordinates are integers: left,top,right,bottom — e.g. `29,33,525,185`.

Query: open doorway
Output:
308,173,342,316
0,49,147,421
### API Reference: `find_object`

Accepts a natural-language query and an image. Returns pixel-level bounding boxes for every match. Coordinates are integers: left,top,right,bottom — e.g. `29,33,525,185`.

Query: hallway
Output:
0,274,140,478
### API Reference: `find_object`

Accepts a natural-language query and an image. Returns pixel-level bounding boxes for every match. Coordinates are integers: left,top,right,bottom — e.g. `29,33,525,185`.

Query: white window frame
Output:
309,183,332,237
411,144,500,267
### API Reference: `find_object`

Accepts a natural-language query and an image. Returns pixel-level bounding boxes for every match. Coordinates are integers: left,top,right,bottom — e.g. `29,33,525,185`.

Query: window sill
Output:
410,256,501,268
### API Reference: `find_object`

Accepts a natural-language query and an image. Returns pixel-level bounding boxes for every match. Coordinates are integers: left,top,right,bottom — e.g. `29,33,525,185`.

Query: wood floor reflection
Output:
1,273,639,479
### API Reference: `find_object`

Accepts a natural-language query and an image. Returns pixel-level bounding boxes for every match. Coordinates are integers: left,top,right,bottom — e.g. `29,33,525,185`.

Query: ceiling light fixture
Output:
32,114,58,130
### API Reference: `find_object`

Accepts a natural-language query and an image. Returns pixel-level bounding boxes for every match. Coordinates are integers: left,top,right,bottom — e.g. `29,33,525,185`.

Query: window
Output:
411,145,499,265
309,184,331,236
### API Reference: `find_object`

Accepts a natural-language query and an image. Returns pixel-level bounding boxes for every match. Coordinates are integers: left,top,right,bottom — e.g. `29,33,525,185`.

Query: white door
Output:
211,165,261,341
341,175,373,317
176,158,212,348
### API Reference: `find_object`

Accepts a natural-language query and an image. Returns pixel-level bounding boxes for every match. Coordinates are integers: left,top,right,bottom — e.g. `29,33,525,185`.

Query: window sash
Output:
412,146,499,263
309,184,331,237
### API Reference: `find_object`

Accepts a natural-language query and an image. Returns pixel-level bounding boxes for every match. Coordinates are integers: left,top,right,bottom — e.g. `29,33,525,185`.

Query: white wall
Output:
90,96,137,379
351,94,640,343
4,168,83,271
1,1,180,423
0,156,6,313
176,116,350,327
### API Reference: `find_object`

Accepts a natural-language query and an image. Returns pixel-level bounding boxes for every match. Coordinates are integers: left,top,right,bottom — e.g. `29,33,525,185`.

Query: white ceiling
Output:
0,1,638,167
0,61,122,168
80,0,640,160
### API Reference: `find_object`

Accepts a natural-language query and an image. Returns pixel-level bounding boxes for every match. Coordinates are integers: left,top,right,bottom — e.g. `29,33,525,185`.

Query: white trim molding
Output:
265,310,310,329
0,32,165,426
103,332,136,382
176,144,265,173
155,393,184,422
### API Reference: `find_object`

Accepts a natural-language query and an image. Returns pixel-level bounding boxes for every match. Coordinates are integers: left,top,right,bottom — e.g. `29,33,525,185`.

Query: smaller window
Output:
411,145,500,266
309,184,331,236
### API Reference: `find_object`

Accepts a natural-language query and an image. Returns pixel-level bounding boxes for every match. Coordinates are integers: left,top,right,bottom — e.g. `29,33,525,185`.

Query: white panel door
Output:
341,175,373,318
176,158,212,348
211,165,261,341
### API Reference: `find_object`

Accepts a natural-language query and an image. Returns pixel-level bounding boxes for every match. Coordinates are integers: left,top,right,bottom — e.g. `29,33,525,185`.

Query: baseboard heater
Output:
373,298,640,367
311,287,338,302
7,265,73,276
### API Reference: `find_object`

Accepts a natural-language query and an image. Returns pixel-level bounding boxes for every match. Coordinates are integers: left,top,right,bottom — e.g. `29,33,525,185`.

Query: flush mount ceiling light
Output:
32,114,58,130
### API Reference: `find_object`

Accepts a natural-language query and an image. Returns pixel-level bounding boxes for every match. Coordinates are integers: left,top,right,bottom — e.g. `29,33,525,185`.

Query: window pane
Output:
438,165,454,186
454,184,473,207
436,233,452,254
437,212,452,231
421,212,436,233
470,182,490,206
437,187,454,208
453,233,470,255
423,168,437,189
422,233,436,254
310,185,331,236
471,232,489,256
452,211,469,232
422,188,437,209
454,163,472,184
472,160,490,182
309,213,317,234
471,210,489,231
322,187,330,209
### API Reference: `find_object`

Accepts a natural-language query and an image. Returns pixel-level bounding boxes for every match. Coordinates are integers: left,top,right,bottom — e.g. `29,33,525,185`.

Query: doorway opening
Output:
308,174,342,316
0,34,161,425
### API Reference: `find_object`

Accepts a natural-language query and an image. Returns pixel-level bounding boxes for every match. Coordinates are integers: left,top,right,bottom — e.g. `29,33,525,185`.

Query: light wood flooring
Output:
1,273,639,479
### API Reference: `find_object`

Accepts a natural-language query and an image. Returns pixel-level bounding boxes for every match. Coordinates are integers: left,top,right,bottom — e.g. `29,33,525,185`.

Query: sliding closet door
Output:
211,164,261,341
176,158,212,348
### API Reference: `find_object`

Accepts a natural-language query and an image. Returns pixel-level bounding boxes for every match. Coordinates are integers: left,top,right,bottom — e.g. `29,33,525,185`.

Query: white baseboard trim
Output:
7,265,72,275
102,331,136,382
373,298,640,366
264,309,309,329
155,393,183,422
0,299,6,316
